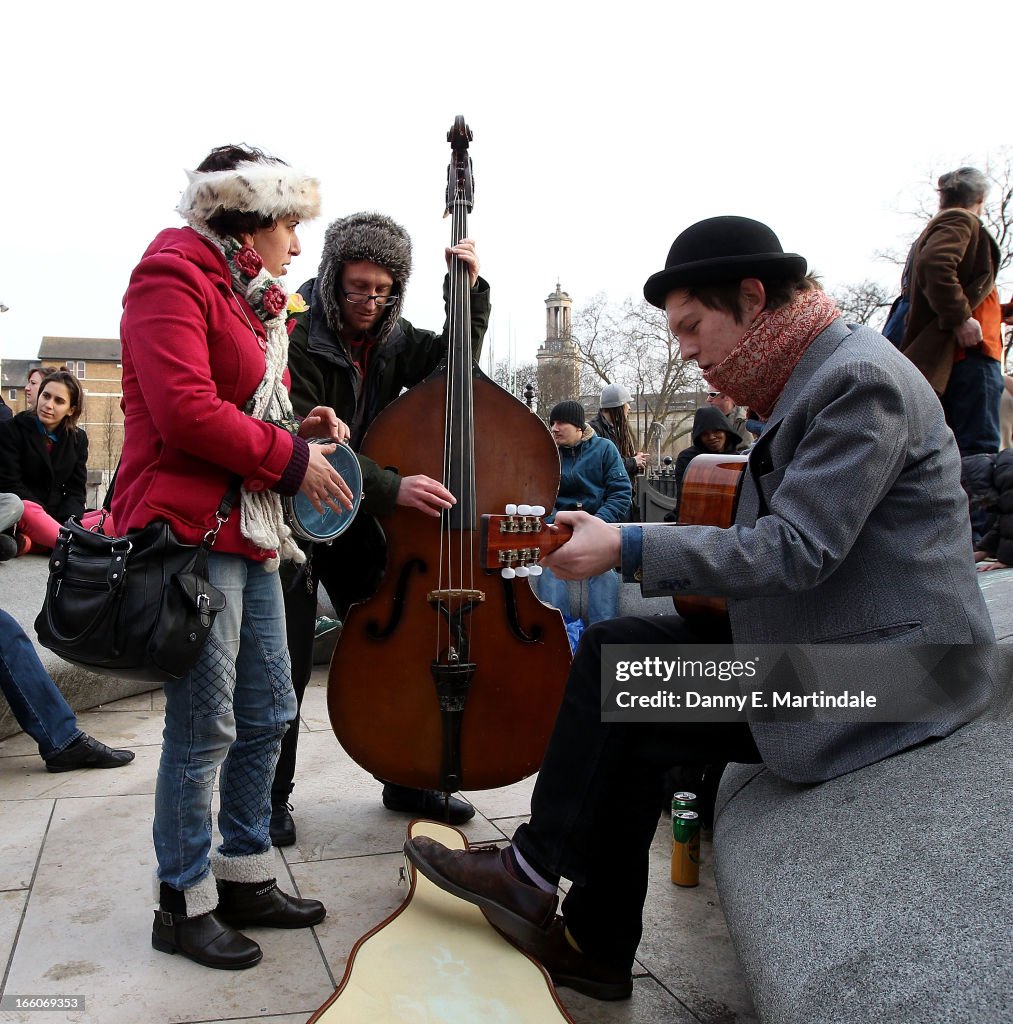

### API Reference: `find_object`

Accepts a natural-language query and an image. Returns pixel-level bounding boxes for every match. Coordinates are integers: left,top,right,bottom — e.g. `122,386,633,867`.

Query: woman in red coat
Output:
115,144,353,971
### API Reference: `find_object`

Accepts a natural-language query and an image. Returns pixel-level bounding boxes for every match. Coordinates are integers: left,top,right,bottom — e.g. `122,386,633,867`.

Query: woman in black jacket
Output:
0,369,89,553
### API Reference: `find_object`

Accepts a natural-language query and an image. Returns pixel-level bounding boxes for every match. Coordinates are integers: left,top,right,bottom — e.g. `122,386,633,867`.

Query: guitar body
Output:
673,453,748,618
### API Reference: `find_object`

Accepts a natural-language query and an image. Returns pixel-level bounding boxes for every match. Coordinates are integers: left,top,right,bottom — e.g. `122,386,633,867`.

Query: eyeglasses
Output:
341,288,398,307
708,392,723,398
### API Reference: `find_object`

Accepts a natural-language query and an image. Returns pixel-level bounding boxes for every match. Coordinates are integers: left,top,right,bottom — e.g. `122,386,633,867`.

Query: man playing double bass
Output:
273,212,489,845
404,216,998,1000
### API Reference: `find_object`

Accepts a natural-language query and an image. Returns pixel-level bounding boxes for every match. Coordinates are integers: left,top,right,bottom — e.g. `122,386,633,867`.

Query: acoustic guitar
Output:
673,452,747,618
480,452,747,618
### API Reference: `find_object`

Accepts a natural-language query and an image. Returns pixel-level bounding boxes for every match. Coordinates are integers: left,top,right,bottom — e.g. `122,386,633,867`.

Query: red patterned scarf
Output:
704,289,840,418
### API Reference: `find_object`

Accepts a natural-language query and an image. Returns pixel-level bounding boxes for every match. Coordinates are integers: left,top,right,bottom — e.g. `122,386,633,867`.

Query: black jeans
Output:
513,615,762,968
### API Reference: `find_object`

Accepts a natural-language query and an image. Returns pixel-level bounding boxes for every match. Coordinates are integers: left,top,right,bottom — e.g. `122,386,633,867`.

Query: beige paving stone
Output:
0,799,53,890
0,889,28,978
3,793,331,1024
298,676,331,733
289,849,406,985
464,770,538,821
635,819,757,1024
280,731,504,865
0,744,159,802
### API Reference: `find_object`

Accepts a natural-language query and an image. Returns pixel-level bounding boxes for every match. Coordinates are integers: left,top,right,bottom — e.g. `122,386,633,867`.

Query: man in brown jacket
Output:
901,167,1003,455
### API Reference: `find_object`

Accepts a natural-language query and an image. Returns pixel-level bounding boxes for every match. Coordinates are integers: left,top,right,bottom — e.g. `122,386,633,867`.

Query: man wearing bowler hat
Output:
403,217,997,1000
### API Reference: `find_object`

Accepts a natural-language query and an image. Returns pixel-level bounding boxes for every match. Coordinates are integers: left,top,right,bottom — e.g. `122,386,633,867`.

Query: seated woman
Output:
0,369,95,553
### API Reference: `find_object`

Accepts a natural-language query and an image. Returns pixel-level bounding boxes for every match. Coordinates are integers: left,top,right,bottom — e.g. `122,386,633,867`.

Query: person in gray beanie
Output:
274,212,491,842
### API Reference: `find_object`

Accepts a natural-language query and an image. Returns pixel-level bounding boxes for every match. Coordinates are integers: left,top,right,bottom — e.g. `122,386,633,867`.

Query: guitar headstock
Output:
480,506,573,578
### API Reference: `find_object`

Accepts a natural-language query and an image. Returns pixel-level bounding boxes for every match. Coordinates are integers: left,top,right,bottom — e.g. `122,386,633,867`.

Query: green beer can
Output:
671,791,698,814
671,810,701,887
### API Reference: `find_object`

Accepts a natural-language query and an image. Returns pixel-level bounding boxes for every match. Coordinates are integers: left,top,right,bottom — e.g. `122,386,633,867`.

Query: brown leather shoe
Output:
520,918,633,1001
404,838,557,945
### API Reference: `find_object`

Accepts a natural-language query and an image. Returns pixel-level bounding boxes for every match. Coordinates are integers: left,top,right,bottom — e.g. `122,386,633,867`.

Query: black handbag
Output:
35,484,239,683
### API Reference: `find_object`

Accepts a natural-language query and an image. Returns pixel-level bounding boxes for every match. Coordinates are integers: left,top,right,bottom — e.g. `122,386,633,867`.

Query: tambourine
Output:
283,439,363,543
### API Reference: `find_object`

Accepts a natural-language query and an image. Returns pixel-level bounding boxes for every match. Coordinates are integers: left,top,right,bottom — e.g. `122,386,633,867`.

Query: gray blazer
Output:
639,319,995,782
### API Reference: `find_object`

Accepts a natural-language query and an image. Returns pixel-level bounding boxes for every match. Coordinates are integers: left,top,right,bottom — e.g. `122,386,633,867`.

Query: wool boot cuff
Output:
211,848,275,885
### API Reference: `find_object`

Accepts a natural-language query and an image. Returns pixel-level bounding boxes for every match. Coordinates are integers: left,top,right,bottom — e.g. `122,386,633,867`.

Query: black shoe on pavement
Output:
45,734,135,773
151,909,262,970
520,918,633,1001
216,879,326,929
270,802,296,848
382,783,476,824
0,534,17,561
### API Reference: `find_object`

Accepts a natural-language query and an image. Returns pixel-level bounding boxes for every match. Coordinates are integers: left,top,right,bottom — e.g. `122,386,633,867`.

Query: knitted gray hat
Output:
317,212,413,343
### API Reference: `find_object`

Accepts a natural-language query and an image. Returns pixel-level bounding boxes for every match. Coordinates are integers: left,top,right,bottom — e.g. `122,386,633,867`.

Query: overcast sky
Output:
0,0,1008,375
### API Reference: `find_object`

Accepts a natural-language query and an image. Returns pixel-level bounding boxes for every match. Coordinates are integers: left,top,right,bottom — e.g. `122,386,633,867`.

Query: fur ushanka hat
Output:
177,160,321,233
317,212,413,343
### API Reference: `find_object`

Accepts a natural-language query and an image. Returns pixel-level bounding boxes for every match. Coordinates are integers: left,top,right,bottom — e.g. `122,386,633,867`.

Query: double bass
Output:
327,117,573,794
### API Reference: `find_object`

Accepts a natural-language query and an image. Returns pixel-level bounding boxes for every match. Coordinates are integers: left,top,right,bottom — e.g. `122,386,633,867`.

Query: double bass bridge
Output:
426,588,486,614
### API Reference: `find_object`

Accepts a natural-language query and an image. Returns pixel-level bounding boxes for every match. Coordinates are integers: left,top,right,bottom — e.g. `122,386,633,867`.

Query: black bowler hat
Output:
643,216,807,309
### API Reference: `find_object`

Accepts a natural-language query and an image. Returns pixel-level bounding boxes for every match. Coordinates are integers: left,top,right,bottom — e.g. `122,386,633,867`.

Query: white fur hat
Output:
178,160,321,231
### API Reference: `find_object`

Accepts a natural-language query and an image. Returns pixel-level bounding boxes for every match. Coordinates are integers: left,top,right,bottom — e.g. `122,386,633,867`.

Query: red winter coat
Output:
114,227,308,560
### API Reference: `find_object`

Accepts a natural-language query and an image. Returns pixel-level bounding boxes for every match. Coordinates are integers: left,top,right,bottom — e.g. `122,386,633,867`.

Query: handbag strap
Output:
201,477,244,550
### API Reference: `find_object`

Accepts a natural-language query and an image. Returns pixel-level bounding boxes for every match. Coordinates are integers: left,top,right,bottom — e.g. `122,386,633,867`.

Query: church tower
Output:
535,282,579,410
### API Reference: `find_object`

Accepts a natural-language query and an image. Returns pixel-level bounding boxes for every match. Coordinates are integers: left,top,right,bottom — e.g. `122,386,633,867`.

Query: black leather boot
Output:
269,802,296,847
216,879,326,929
151,884,262,971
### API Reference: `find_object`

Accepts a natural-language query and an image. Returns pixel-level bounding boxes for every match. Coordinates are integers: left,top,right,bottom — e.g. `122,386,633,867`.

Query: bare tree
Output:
490,358,538,406
564,295,705,455
830,279,894,328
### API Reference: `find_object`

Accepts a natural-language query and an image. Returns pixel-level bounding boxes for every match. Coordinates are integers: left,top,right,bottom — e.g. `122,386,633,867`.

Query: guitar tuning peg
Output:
530,505,545,517
517,504,532,516
515,565,530,577
501,566,516,579
505,503,518,515
527,564,543,576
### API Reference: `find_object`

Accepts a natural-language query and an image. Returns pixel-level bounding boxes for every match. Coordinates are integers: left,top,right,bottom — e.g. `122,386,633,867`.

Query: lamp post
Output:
523,381,535,410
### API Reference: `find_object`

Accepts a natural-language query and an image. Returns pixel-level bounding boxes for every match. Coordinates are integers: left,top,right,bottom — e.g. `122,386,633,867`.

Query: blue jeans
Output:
0,609,81,758
535,565,620,624
942,352,1003,456
153,554,296,892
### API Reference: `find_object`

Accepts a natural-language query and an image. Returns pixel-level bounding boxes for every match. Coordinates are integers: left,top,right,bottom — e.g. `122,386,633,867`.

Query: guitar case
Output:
308,820,575,1023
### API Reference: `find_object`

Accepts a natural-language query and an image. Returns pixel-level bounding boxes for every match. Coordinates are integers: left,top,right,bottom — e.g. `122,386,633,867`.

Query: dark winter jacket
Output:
553,426,632,523
673,406,742,508
0,411,88,522
588,411,638,480
287,275,489,516
963,449,1013,564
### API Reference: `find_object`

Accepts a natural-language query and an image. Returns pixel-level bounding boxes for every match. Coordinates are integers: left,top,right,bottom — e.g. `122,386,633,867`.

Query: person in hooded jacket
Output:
533,401,632,626
272,212,491,842
672,404,743,514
